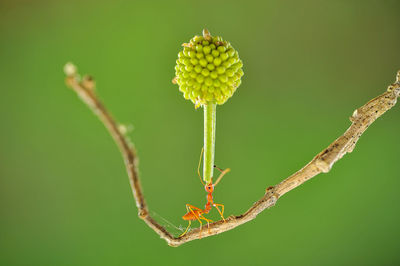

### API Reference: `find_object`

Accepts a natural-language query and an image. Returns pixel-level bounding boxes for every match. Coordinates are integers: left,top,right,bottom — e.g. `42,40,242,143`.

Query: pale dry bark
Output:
64,64,400,247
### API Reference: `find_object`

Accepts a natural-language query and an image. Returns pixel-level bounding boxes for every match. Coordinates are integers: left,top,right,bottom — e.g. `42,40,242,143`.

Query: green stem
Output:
203,101,216,184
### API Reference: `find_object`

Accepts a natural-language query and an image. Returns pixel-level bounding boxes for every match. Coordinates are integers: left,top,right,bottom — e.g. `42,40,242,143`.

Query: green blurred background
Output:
1,0,400,265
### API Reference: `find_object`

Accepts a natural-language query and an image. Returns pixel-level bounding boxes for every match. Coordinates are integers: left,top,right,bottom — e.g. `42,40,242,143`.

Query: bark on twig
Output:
64,63,400,247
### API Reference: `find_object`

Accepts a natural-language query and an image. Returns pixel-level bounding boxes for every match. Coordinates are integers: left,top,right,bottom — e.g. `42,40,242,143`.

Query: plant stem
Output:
203,101,216,184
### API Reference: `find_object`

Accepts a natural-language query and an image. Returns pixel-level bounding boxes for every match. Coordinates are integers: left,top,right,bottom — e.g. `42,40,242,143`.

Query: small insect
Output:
180,149,230,237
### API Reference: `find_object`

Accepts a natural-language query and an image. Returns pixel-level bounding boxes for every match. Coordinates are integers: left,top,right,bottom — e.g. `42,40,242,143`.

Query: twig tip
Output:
82,75,95,90
64,62,77,77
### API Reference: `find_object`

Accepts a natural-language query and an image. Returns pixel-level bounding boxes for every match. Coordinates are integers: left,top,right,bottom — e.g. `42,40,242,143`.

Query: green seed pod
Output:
173,29,244,107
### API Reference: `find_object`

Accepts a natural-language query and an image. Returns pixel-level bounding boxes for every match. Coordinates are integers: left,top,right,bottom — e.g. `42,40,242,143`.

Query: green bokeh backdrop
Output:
1,1,400,265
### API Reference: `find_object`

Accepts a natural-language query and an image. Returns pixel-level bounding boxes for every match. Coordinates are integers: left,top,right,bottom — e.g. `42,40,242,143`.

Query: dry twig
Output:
64,63,400,247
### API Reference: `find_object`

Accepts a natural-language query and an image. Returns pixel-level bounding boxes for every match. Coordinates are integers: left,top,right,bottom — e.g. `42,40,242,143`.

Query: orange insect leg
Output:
213,203,226,222
180,204,203,238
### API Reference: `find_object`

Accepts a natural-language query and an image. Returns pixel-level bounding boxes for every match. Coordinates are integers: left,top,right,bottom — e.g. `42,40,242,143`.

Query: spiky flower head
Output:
173,29,243,107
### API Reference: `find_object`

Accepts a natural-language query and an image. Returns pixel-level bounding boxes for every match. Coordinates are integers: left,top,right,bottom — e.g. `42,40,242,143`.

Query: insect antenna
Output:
213,165,231,186
197,147,205,185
